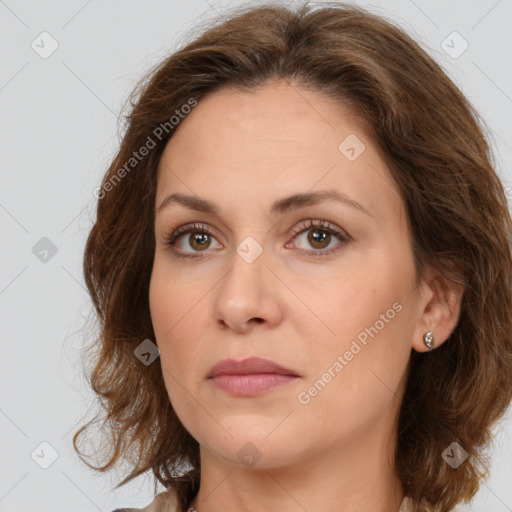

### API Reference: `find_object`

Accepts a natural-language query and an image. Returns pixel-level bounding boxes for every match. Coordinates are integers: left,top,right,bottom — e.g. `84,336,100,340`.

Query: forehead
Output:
155,80,401,222
159,81,363,169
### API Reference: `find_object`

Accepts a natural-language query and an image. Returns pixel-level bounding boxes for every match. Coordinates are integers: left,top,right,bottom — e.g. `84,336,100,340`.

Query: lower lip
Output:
209,373,299,396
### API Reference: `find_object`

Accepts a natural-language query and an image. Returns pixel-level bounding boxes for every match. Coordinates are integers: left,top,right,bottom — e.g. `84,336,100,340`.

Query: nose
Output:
212,245,283,333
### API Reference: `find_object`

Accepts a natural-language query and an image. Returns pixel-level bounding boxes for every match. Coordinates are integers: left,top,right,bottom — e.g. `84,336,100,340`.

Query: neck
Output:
187,417,404,512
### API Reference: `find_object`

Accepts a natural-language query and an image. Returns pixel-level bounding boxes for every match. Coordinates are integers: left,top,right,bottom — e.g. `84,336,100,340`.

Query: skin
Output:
149,79,463,512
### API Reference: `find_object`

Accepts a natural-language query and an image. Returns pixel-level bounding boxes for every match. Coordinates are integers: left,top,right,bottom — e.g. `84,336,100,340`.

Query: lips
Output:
207,357,300,396
207,357,299,378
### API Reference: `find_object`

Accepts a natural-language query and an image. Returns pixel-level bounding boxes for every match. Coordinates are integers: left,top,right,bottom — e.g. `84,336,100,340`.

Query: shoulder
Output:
111,488,181,512
400,496,466,511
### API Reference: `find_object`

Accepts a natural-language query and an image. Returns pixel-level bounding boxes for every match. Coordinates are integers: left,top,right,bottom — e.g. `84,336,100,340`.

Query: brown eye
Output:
290,219,349,257
165,223,221,259
307,229,332,249
187,232,212,251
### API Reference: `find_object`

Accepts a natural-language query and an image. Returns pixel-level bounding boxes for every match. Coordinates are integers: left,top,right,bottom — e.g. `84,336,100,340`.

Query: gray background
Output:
1,0,511,511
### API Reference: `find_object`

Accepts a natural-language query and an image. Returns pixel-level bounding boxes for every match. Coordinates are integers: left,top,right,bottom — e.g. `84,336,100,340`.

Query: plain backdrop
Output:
1,1,511,511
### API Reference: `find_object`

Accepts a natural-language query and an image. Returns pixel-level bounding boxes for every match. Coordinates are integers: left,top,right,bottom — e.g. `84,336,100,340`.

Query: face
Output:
149,80,425,470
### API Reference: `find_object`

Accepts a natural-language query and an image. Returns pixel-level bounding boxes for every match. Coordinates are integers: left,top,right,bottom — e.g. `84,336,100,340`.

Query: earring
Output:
423,331,434,349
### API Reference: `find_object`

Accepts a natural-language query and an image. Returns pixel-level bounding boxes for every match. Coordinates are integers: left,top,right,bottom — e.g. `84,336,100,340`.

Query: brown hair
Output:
74,2,512,511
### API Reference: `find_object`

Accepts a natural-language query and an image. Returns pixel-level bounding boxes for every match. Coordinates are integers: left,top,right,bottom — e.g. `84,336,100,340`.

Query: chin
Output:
196,425,309,470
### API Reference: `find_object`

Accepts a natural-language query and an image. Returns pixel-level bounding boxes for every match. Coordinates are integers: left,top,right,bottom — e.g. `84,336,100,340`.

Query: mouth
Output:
207,357,300,397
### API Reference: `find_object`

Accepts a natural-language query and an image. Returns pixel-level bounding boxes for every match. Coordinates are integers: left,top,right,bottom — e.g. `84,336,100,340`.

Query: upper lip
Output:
207,357,299,378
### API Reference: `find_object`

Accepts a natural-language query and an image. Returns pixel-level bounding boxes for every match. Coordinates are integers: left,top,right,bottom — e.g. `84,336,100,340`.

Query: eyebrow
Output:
156,190,373,218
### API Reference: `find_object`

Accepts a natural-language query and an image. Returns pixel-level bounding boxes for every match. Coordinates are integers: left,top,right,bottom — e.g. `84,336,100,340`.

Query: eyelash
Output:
163,219,350,260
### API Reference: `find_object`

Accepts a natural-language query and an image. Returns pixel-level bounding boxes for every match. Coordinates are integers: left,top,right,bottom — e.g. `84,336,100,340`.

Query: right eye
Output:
164,223,222,259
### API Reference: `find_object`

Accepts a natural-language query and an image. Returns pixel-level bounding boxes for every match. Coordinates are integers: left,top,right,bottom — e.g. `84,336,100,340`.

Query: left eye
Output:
292,226,343,252
288,219,349,256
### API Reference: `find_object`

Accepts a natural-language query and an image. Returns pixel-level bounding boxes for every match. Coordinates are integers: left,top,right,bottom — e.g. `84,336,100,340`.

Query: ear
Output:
412,267,464,353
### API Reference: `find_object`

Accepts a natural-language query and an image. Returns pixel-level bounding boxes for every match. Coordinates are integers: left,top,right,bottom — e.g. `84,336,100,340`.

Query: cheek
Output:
295,309,410,438
299,264,402,347
149,257,207,342
295,263,412,402
149,266,202,380
149,274,204,426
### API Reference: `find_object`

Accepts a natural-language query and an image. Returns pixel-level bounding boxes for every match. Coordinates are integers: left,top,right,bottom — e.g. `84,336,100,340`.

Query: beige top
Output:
112,490,464,512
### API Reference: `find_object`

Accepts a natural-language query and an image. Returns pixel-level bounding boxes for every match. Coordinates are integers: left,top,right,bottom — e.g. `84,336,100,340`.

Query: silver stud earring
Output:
423,331,434,349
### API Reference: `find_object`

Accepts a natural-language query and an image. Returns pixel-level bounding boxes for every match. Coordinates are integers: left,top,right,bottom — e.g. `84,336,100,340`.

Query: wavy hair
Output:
74,2,512,511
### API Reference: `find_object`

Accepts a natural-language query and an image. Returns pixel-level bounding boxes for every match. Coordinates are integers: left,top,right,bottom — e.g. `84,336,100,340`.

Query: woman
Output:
74,2,512,512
